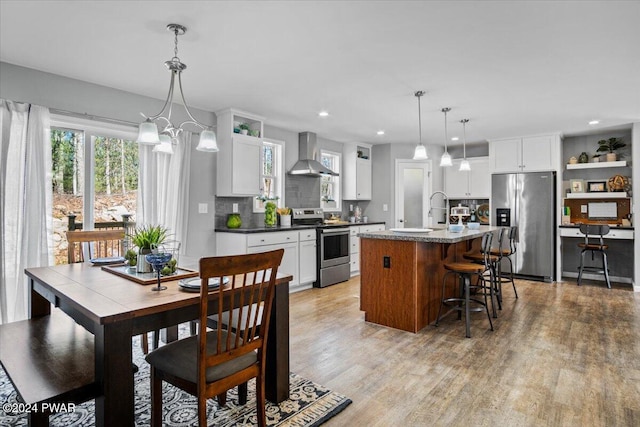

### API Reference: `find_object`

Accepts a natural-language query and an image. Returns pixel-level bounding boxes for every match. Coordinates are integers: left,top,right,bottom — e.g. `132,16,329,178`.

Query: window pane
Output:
263,145,273,176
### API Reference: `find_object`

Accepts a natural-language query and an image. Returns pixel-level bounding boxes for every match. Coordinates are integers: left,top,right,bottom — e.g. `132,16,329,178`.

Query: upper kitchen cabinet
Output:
444,157,491,198
343,143,372,200
215,108,264,197
489,134,562,173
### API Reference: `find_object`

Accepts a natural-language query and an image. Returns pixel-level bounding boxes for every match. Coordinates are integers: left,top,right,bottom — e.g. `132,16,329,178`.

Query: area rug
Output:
0,335,351,426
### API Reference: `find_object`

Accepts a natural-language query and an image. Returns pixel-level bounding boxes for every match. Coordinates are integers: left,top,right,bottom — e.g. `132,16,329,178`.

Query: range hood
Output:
289,132,338,176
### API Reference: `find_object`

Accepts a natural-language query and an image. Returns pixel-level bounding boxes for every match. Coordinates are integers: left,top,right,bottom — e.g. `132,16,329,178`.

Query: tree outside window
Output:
320,151,341,211
255,140,284,211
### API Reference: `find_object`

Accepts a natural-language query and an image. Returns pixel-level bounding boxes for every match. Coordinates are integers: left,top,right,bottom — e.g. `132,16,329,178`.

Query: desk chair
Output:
145,249,284,427
577,224,611,289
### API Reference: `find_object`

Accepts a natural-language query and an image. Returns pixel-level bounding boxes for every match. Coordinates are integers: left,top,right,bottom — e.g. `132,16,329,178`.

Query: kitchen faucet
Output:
429,191,449,226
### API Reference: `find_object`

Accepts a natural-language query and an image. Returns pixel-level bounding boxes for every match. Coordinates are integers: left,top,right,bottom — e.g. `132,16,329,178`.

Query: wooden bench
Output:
0,309,98,426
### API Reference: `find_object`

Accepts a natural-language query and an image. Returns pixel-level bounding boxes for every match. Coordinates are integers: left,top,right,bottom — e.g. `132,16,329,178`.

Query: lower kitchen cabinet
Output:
349,223,385,275
248,242,298,288
298,230,317,285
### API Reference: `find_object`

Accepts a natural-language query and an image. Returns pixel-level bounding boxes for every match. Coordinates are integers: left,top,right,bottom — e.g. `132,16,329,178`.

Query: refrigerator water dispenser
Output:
496,208,511,226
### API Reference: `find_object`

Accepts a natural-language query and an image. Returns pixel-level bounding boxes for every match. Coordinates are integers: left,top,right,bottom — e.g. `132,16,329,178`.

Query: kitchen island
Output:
358,226,500,333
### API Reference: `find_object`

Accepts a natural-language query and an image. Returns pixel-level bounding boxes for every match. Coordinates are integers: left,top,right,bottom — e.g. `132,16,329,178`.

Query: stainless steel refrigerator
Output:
491,172,556,281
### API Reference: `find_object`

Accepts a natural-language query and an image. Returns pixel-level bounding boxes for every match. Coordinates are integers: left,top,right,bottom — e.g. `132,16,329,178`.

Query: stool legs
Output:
603,251,611,289
578,249,611,289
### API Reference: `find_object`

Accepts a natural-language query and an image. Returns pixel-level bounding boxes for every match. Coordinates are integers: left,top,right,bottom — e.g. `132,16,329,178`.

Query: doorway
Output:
395,160,432,228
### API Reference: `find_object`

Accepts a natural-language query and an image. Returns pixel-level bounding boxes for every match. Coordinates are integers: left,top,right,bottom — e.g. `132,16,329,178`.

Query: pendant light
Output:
439,107,452,167
459,119,471,171
136,24,218,153
412,90,428,160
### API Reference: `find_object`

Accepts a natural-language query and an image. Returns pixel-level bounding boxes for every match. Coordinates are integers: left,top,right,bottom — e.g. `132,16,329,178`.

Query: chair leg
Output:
464,274,471,338
577,249,586,285
238,382,248,405
190,320,198,336
256,374,267,427
506,256,518,298
602,251,611,289
483,277,494,332
150,368,163,427
153,330,160,350
217,392,227,407
198,395,208,427
141,333,149,354
435,272,451,327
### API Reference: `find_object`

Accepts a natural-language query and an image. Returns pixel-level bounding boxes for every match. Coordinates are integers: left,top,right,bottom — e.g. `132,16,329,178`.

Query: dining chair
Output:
65,229,153,354
145,249,284,427
577,224,611,288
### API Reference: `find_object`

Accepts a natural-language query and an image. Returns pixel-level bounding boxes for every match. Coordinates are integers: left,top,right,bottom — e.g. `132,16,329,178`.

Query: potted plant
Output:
128,225,169,273
596,137,626,162
239,123,251,135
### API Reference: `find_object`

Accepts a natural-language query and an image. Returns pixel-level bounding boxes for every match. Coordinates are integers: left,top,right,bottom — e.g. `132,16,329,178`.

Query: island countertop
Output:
358,225,501,243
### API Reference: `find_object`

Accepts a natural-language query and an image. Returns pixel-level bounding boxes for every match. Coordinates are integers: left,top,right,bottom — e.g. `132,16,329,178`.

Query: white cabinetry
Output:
216,230,299,287
298,230,317,285
349,223,385,275
215,108,264,197
444,157,490,198
343,143,372,200
489,134,561,173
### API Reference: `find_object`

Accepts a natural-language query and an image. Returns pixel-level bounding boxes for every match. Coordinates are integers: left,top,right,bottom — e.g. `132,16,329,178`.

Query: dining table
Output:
25,262,292,427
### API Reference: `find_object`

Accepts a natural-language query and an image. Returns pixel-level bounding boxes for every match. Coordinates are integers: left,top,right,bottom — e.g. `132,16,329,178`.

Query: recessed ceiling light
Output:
451,137,459,141
588,120,600,125
377,130,385,135
318,111,329,117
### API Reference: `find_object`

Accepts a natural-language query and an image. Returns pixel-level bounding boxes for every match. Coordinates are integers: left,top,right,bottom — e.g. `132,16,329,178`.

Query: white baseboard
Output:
562,271,634,285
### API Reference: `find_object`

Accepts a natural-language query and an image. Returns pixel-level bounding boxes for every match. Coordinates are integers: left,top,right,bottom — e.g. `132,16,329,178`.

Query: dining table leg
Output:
94,320,134,427
266,280,290,403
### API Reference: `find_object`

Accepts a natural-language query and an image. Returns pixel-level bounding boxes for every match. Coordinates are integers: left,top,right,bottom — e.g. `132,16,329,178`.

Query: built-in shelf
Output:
566,160,627,170
566,192,628,199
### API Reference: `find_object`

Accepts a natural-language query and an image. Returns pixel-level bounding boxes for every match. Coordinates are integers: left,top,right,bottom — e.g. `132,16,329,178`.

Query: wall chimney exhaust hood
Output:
289,132,338,176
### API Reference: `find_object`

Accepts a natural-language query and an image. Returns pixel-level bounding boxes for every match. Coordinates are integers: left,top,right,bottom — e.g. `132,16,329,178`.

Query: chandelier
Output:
136,24,218,153
412,91,428,160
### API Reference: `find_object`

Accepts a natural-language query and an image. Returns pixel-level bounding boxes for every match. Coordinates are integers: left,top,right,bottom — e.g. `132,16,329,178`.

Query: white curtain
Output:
0,100,52,324
137,131,192,253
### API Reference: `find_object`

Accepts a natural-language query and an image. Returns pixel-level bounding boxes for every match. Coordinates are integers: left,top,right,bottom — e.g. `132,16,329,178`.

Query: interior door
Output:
395,160,431,228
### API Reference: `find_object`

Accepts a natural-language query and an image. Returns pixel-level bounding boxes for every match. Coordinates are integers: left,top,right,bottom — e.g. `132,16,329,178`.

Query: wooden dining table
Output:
25,263,291,427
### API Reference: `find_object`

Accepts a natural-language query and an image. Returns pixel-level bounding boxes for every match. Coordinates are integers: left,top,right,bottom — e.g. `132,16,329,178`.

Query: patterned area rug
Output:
0,335,351,426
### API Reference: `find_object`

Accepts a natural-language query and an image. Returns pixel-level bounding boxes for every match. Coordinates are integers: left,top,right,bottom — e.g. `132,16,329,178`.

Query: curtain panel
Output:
0,100,52,324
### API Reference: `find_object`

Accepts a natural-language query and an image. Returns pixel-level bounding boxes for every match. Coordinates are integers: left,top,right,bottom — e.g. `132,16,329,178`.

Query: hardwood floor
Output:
289,277,640,426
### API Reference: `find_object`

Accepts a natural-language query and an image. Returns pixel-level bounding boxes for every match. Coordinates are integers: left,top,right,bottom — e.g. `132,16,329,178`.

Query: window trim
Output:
320,149,341,212
254,138,285,213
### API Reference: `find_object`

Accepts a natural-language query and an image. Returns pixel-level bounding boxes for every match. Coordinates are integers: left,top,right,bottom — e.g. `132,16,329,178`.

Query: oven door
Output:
319,227,350,268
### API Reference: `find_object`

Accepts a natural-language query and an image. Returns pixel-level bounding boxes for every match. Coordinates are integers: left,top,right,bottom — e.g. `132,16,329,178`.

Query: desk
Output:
25,263,291,427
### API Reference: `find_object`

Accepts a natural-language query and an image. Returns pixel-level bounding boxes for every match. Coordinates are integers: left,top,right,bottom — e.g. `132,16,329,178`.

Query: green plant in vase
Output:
596,137,626,161
239,123,251,135
128,225,169,273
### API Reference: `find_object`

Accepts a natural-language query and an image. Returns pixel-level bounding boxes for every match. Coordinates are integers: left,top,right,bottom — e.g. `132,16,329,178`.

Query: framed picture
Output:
587,181,607,192
570,179,585,193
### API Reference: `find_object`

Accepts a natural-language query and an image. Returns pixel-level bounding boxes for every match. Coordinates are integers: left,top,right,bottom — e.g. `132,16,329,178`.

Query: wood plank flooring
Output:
289,277,640,426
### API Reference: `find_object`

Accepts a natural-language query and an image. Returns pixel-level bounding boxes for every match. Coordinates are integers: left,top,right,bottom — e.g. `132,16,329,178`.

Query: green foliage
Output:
596,137,626,153
129,225,169,252
239,123,251,131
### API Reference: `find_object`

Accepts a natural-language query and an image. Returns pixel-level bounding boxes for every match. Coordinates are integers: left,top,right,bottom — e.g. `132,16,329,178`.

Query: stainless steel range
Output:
291,209,351,288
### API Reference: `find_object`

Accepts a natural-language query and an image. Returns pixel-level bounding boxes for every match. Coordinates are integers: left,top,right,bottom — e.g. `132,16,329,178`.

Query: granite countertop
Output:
215,221,386,234
559,224,634,230
358,225,501,243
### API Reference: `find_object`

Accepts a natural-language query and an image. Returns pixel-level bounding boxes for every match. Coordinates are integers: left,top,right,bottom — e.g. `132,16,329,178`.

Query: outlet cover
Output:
232,203,239,213
581,204,587,213
383,204,388,212
198,203,208,214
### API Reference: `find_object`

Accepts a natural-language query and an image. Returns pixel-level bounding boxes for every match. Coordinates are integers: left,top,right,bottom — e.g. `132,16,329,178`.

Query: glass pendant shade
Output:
459,159,471,171
153,134,174,154
413,144,428,160
459,118,471,171
137,120,160,145
196,129,219,152
440,151,452,167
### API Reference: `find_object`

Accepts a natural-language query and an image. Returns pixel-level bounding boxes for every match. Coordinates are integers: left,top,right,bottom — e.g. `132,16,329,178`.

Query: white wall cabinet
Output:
215,108,264,197
349,223,385,275
343,143,372,200
444,157,490,198
489,134,561,173
298,230,317,285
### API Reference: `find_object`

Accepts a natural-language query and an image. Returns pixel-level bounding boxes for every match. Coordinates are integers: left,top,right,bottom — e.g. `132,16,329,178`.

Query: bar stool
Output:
577,224,611,289
435,232,494,338
490,226,519,300
463,228,505,317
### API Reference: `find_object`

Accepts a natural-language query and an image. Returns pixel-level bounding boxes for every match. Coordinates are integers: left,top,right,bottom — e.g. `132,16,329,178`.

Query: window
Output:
51,116,138,264
320,150,341,212
254,139,284,212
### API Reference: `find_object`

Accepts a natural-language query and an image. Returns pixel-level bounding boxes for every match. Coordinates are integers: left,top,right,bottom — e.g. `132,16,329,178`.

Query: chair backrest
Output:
579,224,609,248
495,227,509,258
66,230,125,263
480,232,493,267
197,249,284,381
508,226,518,255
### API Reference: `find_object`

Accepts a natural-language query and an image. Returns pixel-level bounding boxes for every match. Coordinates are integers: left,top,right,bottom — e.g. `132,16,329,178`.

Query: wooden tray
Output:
101,264,199,285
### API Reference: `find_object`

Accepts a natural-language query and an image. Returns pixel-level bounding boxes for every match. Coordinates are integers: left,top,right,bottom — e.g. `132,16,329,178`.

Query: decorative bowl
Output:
448,224,464,233
467,222,480,230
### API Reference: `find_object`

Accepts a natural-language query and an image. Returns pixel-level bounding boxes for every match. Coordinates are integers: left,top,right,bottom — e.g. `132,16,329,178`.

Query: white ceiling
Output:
1,1,639,147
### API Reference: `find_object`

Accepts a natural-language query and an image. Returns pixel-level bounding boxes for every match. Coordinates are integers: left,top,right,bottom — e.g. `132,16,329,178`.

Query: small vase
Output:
279,214,291,227
592,156,600,163
226,213,242,229
240,129,248,135
137,249,153,273
264,204,277,227
578,152,589,163
606,153,617,162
